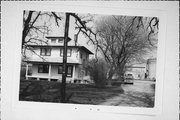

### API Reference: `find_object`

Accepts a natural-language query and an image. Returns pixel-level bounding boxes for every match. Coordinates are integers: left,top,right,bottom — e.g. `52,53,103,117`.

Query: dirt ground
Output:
100,80,155,107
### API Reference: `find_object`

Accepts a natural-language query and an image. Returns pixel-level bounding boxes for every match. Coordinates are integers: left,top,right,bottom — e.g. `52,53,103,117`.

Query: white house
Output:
146,58,156,80
24,36,93,83
124,58,157,80
123,59,157,83
125,64,146,80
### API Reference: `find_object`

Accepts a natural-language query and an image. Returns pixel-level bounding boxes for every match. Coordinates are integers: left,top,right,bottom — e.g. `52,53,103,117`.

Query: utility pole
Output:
61,13,70,103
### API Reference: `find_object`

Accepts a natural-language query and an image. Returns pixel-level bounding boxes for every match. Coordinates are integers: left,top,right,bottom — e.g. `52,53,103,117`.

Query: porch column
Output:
25,64,29,80
72,65,76,82
48,64,51,81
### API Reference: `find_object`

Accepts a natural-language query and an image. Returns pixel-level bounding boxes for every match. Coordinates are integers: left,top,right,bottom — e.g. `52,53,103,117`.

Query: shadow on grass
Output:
19,80,124,104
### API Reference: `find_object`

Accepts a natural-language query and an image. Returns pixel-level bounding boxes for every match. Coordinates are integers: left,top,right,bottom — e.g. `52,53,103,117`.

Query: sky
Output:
25,10,157,60
37,12,95,52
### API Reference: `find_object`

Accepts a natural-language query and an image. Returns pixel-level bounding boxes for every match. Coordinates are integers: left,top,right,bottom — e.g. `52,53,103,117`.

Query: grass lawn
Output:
19,79,124,105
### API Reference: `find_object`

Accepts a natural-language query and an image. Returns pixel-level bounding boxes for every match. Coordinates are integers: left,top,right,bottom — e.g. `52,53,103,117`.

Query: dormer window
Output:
40,48,51,56
46,36,71,44
58,38,63,43
51,38,57,43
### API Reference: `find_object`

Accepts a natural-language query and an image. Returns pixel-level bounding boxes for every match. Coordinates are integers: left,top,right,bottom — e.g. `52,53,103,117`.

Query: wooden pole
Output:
25,64,29,80
61,13,70,103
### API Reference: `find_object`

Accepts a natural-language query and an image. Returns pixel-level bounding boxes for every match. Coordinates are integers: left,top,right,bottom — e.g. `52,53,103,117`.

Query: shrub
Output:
20,67,26,79
150,84,155,90
88,59,108,88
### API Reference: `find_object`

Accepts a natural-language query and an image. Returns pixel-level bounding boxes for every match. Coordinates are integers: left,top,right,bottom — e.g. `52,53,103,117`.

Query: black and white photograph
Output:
19,10,159,108
2,1,179,120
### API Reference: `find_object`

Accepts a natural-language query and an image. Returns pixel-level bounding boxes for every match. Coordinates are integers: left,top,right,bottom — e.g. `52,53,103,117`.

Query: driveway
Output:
100,80,155,107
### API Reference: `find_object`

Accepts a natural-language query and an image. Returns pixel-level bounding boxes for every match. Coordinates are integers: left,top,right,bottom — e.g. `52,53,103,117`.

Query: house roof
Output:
27,45,93,54
45,36,71,42
78,46,94,54
24,57,81,64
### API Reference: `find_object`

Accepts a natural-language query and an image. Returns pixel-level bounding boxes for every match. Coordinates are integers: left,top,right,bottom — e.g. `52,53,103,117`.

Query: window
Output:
60,48,72,57
38,64,49,73
60,48,63,56
40,48,51,56
67,66,73,77
51,38,57,43
58,65,73,77
58,38,63,43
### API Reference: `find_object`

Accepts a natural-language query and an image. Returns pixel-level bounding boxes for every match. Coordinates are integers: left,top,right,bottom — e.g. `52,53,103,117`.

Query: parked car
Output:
124,73,134,84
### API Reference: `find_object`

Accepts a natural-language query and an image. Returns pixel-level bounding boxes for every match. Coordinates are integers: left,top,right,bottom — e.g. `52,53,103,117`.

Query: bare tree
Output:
22,10,62,58
22,11,158,84
68,14,158,86
72,13,158,54
22,11,158,50
89,16,156,86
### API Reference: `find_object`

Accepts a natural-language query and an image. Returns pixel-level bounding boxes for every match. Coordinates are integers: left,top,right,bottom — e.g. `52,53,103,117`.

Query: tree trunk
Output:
107,76,112,87
106,67,114,87
117,64,126,82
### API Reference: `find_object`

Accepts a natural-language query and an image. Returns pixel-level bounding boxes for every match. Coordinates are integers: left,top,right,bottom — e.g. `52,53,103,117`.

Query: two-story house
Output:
24,36,93,83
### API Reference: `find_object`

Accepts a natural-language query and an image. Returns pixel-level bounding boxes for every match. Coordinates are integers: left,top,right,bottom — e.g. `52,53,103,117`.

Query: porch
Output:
25,63,76,83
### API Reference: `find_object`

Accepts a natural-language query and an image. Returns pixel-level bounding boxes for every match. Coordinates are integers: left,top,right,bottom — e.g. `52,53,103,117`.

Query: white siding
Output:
51,48,60,57
148,61,156,80
30,47,80,62
51,65,60,79
30,48,40,59
70,48,79,62
26,46,91,82
79,49,89,65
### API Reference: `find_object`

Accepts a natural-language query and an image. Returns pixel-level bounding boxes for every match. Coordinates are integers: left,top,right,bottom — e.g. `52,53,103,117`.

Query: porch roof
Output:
24,57,80,64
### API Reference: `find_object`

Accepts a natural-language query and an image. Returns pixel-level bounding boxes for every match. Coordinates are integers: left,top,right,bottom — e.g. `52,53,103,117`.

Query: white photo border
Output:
3,1,171,118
